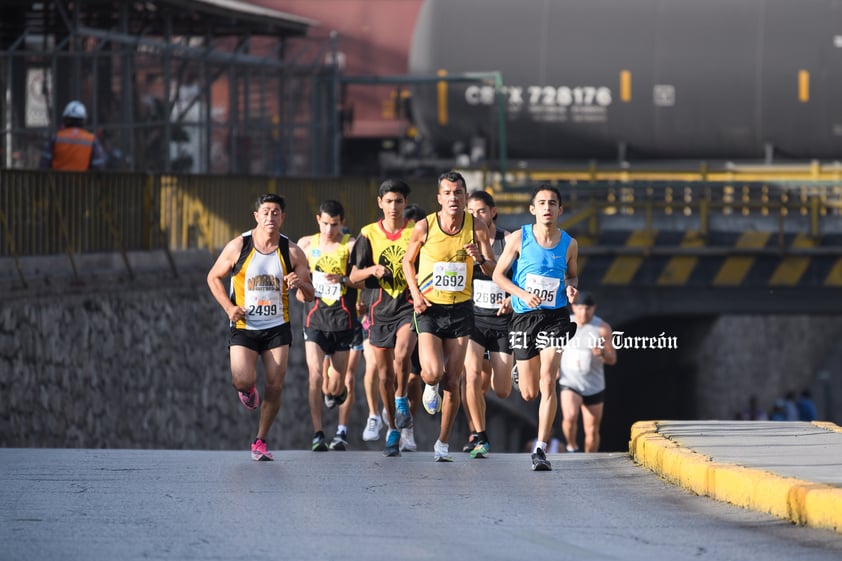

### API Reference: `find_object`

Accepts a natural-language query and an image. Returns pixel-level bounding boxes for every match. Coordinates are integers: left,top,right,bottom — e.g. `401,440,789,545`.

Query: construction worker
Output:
40,101,106,171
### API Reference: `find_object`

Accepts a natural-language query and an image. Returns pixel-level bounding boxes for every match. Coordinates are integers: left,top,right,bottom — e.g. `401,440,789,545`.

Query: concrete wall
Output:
697,315,842,422
0,251,503,453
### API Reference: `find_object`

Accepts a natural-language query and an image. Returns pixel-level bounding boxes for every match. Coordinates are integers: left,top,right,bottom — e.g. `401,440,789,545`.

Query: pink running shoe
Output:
239,386,259,410
251,438,273,461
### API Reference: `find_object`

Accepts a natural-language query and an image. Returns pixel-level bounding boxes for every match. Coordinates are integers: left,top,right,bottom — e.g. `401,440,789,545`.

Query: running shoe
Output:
433,440,453,462
470,440,490,459
329,431,348,451
400,427,417,451
531,447,552,471
384,429,401,457
362,415,383,441
422,383,442,415
334,386,349,406
512,364,519,387
462,432,479,453
251,438,273,461
394,396,413,429
239,386,259,410
324,393,336,409
312,431,328,452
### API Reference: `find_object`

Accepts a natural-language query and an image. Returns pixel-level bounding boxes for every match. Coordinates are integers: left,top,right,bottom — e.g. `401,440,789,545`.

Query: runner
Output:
402,171,497,462
462,190,513,459
207,193,314,461
491,184,578,471
297,200,360,452
349,179,417,457
559,291,616,452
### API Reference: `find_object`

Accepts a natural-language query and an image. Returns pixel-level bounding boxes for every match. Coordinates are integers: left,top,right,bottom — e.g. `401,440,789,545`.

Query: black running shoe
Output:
329,431,348,451
462,432,479,453
531,448,552,471
312,431,328,452
334,386,349,406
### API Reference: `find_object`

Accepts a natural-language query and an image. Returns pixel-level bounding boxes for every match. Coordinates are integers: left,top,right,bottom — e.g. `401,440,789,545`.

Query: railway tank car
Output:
408,0,842,161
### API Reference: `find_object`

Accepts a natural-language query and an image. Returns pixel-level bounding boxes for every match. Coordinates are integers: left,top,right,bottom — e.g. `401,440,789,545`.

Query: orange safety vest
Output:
51,128,95,171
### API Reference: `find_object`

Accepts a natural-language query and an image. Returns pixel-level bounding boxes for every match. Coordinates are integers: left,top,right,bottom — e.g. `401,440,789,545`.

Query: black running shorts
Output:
413,300,474,339
229,322,292,353
509,307,577,361
303,327,356,356
469,313,512,354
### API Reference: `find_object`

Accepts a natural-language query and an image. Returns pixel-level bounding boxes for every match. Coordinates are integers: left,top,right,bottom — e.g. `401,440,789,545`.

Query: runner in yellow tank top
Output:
403,171,497,462
297,200,362,452
416,210,475,305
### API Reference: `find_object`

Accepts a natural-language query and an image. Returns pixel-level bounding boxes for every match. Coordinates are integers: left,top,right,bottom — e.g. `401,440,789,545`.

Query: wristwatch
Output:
341,276,348,285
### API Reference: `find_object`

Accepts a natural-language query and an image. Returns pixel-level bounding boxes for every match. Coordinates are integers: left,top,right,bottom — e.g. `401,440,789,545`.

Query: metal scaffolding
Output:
0,0,342,175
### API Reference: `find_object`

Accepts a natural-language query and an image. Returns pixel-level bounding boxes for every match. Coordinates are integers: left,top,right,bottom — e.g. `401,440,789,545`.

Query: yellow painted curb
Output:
814,420,842,434
629,420,842,535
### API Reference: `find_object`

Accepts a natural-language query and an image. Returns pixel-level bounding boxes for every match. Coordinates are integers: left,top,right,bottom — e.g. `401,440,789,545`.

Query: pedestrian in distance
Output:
207,193,314,461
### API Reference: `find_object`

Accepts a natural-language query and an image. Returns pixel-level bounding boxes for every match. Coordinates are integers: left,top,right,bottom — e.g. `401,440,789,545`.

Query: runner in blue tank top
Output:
492,184,579,471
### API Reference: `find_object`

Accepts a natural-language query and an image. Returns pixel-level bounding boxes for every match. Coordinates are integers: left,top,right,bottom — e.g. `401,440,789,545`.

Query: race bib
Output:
433,262,467,292
473,279,505,309
524,273,560,307
561,347,592,378
312,271,341,300
245,283,282,319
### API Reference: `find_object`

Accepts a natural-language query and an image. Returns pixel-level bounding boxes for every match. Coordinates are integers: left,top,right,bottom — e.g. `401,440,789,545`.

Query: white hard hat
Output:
63,100,87,120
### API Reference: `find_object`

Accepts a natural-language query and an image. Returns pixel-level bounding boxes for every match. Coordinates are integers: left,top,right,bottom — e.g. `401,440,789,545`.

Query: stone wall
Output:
696,315,842,421
0,251,451,453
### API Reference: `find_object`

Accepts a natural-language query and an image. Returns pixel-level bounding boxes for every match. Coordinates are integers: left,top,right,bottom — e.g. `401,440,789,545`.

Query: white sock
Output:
533,440,547,454
337,424,348,435
566,445,578,452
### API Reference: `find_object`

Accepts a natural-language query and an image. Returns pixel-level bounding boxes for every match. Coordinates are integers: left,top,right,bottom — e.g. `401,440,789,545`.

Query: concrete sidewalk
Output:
629,420,842,535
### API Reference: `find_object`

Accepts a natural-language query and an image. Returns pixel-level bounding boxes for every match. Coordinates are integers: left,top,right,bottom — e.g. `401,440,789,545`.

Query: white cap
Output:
63,100,87,120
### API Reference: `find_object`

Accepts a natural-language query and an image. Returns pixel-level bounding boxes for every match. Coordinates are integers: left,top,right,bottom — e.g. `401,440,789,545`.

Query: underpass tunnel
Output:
597,315,717,452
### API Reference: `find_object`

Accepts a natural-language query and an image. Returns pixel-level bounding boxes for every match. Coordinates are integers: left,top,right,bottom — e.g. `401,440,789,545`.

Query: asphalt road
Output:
1,448,841,561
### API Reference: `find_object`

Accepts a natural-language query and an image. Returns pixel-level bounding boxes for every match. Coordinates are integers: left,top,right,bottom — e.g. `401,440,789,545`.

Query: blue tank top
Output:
511,225,571,313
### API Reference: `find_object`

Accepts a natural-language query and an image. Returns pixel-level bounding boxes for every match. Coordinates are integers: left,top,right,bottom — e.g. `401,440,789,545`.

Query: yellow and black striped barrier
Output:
576,229,842,288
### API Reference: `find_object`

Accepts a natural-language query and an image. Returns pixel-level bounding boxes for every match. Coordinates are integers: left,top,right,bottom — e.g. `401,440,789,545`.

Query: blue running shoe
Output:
384,429,401,457
395,396,413,429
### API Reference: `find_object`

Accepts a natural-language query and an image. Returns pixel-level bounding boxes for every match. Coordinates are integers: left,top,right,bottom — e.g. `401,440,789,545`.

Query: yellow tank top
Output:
360,220,415,299
417,212,474,304
307,233,350,306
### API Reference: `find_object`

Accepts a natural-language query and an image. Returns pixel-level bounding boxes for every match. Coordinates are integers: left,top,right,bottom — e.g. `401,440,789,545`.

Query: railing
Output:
4,171,842,276
494,181,842,238
0,169,442,260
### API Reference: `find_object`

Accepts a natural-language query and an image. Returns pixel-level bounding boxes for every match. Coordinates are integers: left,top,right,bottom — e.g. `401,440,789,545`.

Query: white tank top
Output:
560,315,605,396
